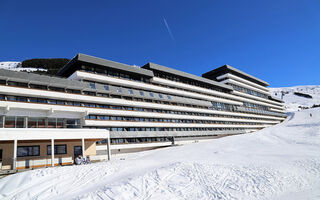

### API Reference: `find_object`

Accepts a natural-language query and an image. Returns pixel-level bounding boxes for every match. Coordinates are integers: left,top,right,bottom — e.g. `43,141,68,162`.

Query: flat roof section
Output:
142,62,233,91
202,65,269,87
57,53,154,78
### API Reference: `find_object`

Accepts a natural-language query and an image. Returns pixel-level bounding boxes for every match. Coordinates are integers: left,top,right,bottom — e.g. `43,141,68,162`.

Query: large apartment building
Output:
0,54,286,170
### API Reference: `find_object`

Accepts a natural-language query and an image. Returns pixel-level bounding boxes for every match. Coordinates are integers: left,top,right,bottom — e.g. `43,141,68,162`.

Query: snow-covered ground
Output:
0,61,46,72
271,86,320,111
0,108,320,199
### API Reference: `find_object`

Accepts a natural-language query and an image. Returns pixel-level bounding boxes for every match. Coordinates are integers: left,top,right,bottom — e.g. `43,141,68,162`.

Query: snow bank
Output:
0,108,320,199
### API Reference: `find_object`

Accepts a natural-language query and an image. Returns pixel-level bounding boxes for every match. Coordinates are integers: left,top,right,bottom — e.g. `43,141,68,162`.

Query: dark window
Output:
17,146,40,157
48,100,57,104
30,84,47,90
16,96,27,102
104,85,109,91
89,83,96,89
7,81,28,87
47,145,67,155
66,119,81,128
6,96,16,101
4,116,16,128
49,86,65,92
83,91,96,96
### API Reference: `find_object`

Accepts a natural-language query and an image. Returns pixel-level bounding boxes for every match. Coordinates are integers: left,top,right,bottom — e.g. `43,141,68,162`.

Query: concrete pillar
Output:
107,138,111,161
51,139,54,167
13,139,17,170
81,138,85,157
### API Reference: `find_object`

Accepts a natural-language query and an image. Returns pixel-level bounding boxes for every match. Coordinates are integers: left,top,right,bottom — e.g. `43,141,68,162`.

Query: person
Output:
75,155,82,165
81,156,86,164
310,113,312,117
85,156,91,164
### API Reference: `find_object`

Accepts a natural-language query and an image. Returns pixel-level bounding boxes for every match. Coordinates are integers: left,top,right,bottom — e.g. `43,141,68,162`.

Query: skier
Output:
310,113,312,117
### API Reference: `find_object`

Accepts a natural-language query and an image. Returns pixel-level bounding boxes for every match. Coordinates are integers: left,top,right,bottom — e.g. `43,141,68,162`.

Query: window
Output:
17,146,40,157
27,117,46,128
47,145,67,155
116,87,122,93
158,94,163,98
48,100,57,104
128,89,134,94
83,91,96,96
6,96,16,101
16,117,24,128
139,91,144,96
16,97,27,102
49,86,65,92
104,85,109,91
149,92,154,97
66,119,81,128
4,116,15,128
30,84,47,90
48,118,56,128
89,83,96,89
167,95,171,100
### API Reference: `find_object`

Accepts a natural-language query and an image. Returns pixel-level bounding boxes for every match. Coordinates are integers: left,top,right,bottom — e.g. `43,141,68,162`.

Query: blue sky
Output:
1,0,319,87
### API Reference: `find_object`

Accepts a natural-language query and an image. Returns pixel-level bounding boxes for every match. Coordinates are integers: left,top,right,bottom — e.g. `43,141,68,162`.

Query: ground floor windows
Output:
17,146,40,157
47,145,67,155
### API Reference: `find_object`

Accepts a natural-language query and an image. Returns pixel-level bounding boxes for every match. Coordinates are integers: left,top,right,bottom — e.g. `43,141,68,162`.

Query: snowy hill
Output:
270,85,320,112
0,61,47,72
0,108,320,199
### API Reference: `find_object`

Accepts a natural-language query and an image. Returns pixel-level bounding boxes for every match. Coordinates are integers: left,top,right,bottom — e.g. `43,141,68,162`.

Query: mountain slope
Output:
0,108,319,200
270,85,320,111
0,61,47,72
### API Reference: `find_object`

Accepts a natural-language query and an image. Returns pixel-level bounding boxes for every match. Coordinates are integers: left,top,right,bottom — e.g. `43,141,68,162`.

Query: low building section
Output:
0,54,286,170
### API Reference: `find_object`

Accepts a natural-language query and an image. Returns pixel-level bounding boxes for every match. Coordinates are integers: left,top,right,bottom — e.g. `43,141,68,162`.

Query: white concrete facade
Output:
0,53,286,165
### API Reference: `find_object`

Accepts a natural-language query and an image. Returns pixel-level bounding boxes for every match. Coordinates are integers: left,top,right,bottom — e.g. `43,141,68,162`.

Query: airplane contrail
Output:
163,17,175,42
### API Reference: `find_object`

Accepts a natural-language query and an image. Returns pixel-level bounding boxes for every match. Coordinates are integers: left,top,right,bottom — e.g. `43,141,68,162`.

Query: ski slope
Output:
271,86,320,111
0,108,320,200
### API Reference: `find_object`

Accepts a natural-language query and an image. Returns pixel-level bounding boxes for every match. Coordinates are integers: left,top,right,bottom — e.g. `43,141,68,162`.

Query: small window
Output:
167,95,171,100
158,94,163,98
6,96,16,101
128,89,134,94
116,87,122,93
104,85,109,90
47,145,67,155
48,100,57,104
89,83,96,89
16,96,27,102
139,91,144,96
149,92,154,97
17,146,40,157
